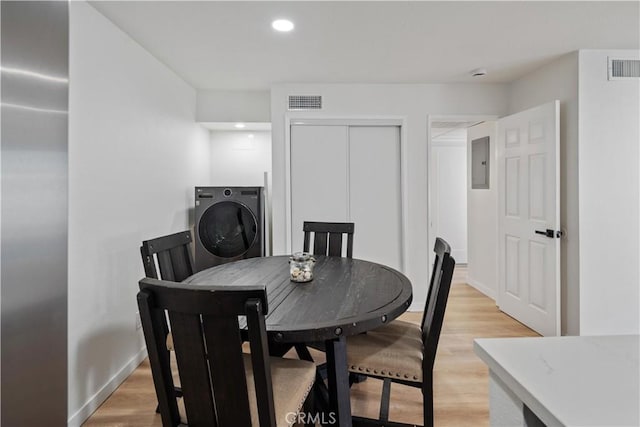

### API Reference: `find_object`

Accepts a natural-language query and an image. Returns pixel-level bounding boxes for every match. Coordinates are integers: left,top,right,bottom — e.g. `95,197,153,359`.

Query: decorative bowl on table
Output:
289,252,315,283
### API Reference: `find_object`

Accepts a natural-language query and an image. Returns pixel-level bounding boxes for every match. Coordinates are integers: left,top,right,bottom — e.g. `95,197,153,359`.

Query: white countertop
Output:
474,335,639,427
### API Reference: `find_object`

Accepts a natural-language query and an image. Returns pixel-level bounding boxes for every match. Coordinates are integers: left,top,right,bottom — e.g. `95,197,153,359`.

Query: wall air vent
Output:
608,58,640,80
288,95,322,110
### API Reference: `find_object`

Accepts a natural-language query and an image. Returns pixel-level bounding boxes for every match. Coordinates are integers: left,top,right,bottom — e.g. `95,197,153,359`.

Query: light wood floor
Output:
83,267,538,426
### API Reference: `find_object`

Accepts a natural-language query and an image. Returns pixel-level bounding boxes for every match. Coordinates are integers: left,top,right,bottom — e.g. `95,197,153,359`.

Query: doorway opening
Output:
428,119,484,266
427,116,496,280
428,115,498,307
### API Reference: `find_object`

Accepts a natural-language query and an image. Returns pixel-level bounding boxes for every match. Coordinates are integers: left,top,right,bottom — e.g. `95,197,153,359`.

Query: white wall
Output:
271,83,509,310
210,130,273,253
68,3,210,424
210,130,272,187
431,131,468,264
578,50,640,335
197,90,270,123
466,122,498,299
509,50,640,336
508,52,580,335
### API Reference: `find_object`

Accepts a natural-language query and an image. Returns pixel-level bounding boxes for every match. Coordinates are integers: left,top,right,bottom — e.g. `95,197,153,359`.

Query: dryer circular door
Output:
198,200,258,259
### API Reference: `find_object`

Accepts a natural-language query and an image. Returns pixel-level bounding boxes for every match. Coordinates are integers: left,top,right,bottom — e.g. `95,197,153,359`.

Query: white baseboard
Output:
467,277,497,301
68,347,148,427
451,249,467,265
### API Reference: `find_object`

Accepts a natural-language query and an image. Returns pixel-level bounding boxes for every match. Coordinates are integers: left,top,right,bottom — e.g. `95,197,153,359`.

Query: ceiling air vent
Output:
288,95,322,110
608,58,640,80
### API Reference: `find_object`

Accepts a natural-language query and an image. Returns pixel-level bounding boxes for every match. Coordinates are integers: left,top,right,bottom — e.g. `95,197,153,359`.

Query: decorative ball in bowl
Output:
289,252,316,283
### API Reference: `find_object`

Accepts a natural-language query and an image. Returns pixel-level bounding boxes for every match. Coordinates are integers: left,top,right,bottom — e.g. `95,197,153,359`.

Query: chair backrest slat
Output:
170,245,193,281
246,299,276,426
140,231,195,283
303,221,355,258
303,231,311,254
201,315,252,426
157,250,177,281
346,233,354,258
421,238,455,369
313,232,328,255
137,278,273,427
169,311,217,426
137,291,180,426
327,233,343,257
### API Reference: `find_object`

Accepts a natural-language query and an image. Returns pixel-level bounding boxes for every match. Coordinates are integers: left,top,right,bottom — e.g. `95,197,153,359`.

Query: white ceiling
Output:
90,1,639,90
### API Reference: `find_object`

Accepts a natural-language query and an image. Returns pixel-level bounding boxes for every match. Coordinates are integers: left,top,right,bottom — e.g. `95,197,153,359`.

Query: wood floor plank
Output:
82,267,537,427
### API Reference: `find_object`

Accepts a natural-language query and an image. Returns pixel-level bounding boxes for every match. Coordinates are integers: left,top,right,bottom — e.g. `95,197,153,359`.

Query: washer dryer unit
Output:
194,186,264,271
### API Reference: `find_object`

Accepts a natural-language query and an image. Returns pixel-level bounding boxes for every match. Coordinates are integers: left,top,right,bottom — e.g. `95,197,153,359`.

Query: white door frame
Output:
426,114,498,269
284,115,409,273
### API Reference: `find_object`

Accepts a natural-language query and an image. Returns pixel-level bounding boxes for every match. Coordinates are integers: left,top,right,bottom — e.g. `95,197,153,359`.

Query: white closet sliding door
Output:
290,125,349,253
349,126,402,270
290,123,402,270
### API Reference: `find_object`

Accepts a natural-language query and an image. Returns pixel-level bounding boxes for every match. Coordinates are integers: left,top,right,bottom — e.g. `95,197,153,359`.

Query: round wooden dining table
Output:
184,255,413,427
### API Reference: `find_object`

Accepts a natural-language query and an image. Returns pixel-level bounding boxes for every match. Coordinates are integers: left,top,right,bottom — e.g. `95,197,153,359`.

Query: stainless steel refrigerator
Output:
1,2,69,424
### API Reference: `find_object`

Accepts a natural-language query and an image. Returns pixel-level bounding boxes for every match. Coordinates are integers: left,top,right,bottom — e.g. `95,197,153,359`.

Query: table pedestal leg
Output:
325,336,352,427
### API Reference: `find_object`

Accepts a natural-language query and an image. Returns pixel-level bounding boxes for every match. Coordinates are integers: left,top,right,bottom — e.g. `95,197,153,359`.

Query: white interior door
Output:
497,101,561,336
349,126,402,270
290,125,348,253
432,140,468,263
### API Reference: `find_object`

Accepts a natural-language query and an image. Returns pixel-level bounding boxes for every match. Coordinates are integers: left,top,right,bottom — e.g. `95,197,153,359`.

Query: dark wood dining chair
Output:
298,221,358,407
303,221,354,257
346,237,455,427
139,230,195,412
140,230,195,282
138,277,316,427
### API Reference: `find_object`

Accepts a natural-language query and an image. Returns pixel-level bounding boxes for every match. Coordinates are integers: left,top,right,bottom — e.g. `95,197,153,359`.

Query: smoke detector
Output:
470,68,487,77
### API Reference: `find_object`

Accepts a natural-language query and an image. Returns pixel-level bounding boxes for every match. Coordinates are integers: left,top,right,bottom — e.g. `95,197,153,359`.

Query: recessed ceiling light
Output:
234,123,246,129
272,19,294,32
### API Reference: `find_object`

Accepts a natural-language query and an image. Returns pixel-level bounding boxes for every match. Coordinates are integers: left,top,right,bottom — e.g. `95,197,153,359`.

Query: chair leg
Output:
379,378,392,422
303,391,315,427
312,370,330,411
155,387,183,413
351,379,424,427
423,375,433,427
